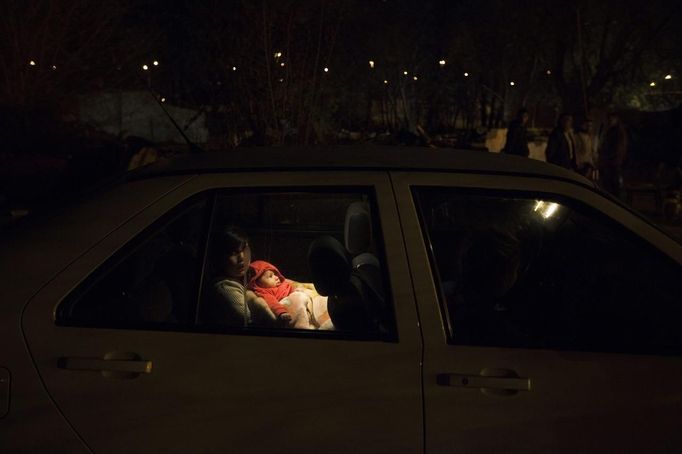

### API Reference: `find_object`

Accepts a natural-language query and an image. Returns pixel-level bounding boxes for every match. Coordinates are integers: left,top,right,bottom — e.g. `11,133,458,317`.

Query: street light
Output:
510,81,515,86
323,67,329,72
29,60,36,66
161,97,166,102
403,70,408,75
464,72,469,77
369,60,375,69
413,76,418,81
274,52,282,59
650,81,656,87
438,59,446,66
665,74,672,80
232,66,237,71
383,80,388,84
142,64,149,71
546,69,552,75
153,60,159,66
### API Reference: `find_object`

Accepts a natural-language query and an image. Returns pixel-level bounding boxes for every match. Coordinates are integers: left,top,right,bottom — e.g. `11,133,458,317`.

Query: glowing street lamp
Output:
383,80,388,84
161,97,166,102
403,70,408,75
153,60,159,66
650,81,656,87
232,66,237,71
29,60,36,66
510,81,515,86
142,64,149,71
546,69,552,75
665,74,672,80
51,65,56,70
369,60,375,69
274,52,282,59
464,72,469,77
413,76,418,81
323,67,329,72
280,62,285,67
438,59,446,66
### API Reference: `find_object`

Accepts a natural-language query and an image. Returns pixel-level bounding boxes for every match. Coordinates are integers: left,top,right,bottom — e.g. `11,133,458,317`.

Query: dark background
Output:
1,0,681,227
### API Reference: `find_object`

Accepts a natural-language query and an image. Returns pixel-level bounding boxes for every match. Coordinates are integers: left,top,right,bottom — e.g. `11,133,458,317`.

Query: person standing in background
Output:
574,117,597,180
502,108,531,157
599,112,628,197
545,113,576,170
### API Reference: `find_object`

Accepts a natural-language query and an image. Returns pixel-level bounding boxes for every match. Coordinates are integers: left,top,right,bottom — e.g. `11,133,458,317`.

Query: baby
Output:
247,260,316,329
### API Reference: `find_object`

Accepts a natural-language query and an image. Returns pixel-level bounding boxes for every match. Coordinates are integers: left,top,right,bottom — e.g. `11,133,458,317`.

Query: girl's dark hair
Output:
210,225,249,271
215,225,249,253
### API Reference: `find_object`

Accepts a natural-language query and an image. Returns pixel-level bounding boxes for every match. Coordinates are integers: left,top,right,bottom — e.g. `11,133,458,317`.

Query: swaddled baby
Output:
247,260,315,329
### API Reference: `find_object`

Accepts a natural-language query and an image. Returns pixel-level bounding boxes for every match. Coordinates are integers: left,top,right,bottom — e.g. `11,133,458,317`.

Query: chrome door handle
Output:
58,357,153,374
437,373,531,391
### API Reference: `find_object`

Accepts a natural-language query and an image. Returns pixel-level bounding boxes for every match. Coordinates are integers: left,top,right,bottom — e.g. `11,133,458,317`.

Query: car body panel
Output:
4,147,681,453
135,146,594,188
21,171,423,453
0,175,192,453
391,170,682,453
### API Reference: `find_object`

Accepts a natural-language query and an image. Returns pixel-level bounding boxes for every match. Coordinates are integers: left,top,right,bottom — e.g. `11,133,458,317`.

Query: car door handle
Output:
58,352,152,379
437,370,531,394
58,357,153,374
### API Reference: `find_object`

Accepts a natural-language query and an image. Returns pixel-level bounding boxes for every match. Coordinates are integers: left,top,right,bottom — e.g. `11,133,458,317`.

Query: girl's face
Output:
225,243,251,279
257,269,281,288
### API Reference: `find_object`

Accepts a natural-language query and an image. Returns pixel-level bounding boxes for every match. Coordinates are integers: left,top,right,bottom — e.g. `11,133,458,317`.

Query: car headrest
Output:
352,252,384,300
344,201,371,256
307,236,351,296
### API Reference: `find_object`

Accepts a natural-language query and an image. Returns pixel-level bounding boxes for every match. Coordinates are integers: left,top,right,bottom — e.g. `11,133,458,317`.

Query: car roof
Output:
131,145,594,188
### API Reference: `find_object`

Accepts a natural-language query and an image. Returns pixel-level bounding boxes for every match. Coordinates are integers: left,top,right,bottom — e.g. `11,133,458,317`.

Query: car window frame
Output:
390,170,682,352
195,185,398,342
55,193,213,332
412,185,682,354
52,172,407,343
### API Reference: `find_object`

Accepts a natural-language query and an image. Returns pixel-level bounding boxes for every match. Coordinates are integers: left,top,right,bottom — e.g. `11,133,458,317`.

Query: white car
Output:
2,147,681,453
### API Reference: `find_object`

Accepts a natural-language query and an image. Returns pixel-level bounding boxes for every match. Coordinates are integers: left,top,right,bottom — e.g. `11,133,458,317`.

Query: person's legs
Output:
600,166,620,197
285,292,315,329
311,294,334,330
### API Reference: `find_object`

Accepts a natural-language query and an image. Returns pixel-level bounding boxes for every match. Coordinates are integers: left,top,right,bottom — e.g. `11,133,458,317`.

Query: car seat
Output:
307,201,390,335
344,201,385,303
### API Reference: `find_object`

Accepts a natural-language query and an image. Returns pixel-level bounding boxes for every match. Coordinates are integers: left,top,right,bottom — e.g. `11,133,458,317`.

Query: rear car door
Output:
22,171,422,453
392,171,682,453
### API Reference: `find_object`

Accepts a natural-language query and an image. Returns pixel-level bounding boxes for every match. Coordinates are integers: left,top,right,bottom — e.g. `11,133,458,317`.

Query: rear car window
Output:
57,187,396,341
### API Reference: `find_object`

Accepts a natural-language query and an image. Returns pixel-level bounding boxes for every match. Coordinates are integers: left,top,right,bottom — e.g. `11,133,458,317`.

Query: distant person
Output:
502,108,530,157
599,112,628,197
247,260,316,329
545,113,576,170
574,117,597,180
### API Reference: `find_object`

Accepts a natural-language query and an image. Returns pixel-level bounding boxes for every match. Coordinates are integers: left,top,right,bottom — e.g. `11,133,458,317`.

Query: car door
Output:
22,171,423,454
392,171,682,454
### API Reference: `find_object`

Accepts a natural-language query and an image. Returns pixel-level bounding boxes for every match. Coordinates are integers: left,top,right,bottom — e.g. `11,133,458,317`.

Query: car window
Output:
414,187,682,355
57,198,209,329
197,189,396,340
57,188,396,341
